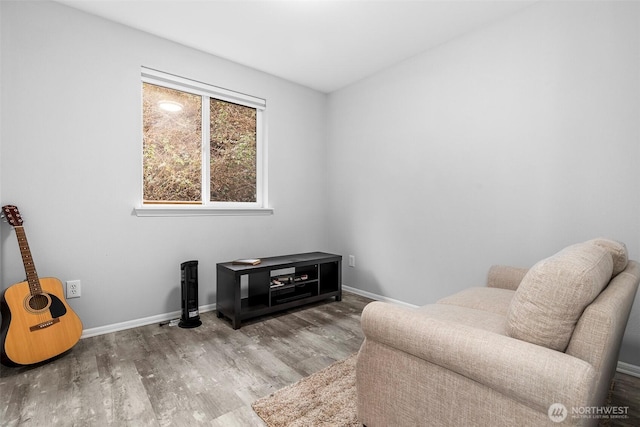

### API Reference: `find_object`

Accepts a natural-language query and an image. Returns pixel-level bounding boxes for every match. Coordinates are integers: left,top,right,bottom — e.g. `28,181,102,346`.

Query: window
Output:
137,67,270,216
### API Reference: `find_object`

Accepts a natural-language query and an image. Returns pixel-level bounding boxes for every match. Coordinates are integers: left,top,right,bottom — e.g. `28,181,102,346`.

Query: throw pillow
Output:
588,238,628,276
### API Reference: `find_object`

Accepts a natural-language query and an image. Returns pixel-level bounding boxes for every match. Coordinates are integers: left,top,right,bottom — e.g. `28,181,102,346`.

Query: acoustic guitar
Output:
0,205,83,366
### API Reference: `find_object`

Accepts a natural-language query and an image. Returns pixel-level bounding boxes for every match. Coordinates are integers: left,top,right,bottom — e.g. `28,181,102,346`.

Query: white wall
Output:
0,1,329,329
327,1,640,364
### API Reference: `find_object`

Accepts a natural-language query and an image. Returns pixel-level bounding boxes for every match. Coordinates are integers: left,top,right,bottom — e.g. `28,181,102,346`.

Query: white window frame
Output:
135,67,272,217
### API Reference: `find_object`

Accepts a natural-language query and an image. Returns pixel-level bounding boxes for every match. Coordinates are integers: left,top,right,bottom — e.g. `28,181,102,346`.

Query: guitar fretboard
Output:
14,226,42,296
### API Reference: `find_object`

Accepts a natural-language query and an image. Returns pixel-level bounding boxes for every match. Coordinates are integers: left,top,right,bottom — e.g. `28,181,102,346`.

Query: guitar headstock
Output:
2,205,24,227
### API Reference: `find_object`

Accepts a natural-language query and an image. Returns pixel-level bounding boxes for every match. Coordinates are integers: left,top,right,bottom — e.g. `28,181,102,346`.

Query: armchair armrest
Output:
486,265,529,290
360,301,596,413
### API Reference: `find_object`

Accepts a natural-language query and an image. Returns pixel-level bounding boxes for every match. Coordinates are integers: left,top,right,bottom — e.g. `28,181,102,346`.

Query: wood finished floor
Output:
0,292,371,426
0,291,639,426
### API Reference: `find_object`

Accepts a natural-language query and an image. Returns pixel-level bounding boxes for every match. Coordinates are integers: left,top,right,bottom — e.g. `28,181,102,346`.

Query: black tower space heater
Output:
179,260,202,328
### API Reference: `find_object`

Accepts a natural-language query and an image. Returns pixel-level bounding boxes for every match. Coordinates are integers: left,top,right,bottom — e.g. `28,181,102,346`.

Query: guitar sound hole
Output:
30,294,49,310
24,293,51,313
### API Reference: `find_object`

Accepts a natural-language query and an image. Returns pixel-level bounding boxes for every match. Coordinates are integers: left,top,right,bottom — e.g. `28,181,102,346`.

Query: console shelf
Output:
216,252,342,329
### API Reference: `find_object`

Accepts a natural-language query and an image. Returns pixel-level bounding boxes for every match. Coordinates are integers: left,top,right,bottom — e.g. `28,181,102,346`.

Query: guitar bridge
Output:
29,317,60,332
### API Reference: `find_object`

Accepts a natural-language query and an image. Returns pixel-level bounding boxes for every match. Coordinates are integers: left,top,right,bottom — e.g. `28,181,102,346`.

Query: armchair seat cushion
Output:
417,304,506,334
437,287,515,316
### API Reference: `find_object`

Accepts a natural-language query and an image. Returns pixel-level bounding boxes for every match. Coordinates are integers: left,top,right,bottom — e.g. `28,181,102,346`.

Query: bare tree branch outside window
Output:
142,83,258,204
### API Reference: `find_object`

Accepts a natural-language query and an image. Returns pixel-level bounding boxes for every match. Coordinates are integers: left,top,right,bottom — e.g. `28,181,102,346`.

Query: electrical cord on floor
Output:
159,319,180,327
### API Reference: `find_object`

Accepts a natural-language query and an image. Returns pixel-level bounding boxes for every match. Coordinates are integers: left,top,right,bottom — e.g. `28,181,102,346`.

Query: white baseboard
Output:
342,285,418,308
343,285,640,377
80,287,395,338
617,361,640,378
80,287,640,378
81,303,216,338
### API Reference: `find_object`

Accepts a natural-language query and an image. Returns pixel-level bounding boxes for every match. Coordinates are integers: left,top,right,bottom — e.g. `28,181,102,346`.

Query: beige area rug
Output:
252,353,360,427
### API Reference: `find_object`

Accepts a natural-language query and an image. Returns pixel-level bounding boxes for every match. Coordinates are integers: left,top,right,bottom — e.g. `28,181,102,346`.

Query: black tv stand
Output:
216,252,342,329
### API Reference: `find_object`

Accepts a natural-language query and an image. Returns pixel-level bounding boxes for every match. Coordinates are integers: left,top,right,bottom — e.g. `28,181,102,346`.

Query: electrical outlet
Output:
66,280,81,299
348,255,356,267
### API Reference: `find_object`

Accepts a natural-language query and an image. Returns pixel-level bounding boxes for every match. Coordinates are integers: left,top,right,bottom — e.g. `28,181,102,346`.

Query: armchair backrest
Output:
505,242,615,352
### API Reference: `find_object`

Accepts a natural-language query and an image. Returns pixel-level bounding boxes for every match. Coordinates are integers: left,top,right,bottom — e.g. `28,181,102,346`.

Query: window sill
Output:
134,205,274,217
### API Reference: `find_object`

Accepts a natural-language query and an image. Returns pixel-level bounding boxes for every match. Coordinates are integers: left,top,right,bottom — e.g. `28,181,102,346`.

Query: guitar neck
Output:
13,226,42,295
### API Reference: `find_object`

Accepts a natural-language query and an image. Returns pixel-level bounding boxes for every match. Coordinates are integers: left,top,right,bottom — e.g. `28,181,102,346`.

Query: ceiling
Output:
56,0,535,93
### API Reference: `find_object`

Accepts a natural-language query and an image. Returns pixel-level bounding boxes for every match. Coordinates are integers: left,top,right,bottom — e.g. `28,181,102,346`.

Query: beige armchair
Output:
356,239,639,426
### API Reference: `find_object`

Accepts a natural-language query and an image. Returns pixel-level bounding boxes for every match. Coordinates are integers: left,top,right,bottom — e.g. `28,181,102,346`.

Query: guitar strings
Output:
16,226,52,327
